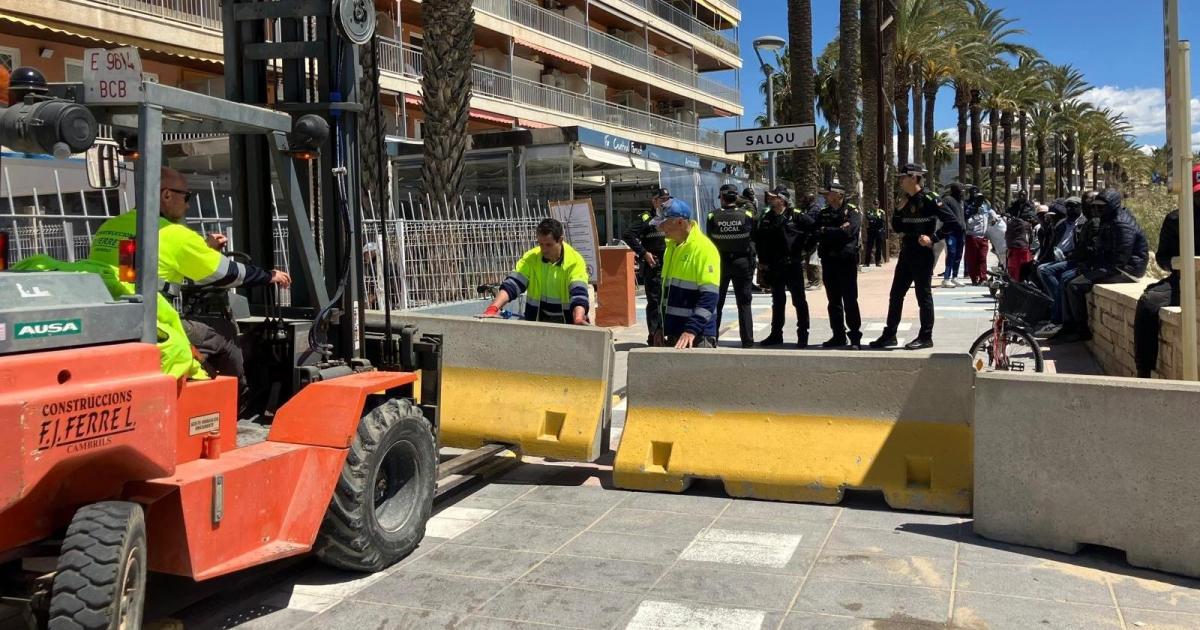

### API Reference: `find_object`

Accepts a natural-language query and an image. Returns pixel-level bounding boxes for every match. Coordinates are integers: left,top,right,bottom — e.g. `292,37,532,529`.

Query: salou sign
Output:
724,124,817,154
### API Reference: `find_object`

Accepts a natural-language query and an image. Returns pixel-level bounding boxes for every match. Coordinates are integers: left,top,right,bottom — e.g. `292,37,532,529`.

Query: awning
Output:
470,108,516,125
516,38,591,69
693,0,738,27
578,144,632,168
630,156,661,172
0,13,221,65
518,118,555,129
404,94,423,106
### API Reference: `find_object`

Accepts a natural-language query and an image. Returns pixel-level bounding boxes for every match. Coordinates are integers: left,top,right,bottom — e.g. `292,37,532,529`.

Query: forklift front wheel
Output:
315,397,436,572
48,501,147,630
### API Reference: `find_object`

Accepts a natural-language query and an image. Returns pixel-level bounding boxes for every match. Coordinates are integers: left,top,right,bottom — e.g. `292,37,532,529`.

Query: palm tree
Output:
860,0,881,215
990,59,1044,206
1045,64,1089,192
816,125,840,186
815,40,841,133
917,13,980,170
891,0,956,169
929,131,955,182
1028,102,1053,201
837,0,860,192
789,0,818,195
421,0,475,208
757,46,792,126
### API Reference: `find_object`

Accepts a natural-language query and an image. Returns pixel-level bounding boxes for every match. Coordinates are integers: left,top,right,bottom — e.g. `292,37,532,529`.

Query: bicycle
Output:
968,269,1048,373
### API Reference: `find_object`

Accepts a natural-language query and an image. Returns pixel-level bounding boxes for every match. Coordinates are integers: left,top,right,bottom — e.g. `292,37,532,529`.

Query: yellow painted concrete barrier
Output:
366,312,613,461
613,349,975,514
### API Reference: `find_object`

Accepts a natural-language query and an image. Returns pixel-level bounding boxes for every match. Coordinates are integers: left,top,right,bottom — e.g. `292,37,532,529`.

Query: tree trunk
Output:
838,0,860,193
859,0,879,215
1018,110,1028,191
881,0,896,220
955,84,968,183
1076,147,1085,192
789,0,818,196
969,89,982,187
923,79,937,171
988,109,999,201
1036,136,1047,202
911,77,923,169
895,80,910,172
421,0,476,209
1065,133,1077,194
1001,109,1013,208
1092,151,1099,191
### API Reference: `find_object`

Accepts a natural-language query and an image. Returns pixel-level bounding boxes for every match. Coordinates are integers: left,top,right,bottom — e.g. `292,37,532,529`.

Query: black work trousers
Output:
1134,277,1179,377
1064,270,1130,331
768,260,809,339
715,252,756,346
822,257,862,341
641,261,664,338
884,245,936,340
183,318,245,385
864,229,885,265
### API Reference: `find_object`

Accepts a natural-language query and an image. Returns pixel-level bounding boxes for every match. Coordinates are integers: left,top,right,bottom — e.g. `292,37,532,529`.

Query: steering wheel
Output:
225,250,253,266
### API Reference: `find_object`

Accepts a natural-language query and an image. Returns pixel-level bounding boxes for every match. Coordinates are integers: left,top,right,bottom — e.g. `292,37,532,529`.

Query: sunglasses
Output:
163,188,193,202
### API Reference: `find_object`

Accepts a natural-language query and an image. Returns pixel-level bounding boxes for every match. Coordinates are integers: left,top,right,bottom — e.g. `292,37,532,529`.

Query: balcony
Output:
473,0,739,106
90,0,221,31
621,0,739,56
378,39,724,152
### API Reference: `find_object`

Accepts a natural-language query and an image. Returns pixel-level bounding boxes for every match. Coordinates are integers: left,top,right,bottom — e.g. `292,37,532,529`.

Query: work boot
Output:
848,334,863,350
904,337,934,350
869,335,898,349
741,340,755,349
821,336,848,348
759,333,784,347
797,333,809,348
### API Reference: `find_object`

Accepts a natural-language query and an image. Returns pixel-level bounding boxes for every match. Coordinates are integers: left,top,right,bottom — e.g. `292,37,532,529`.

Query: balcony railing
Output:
91,0,222,31
378,39,724,151
620,0,739,55
475,0,738,105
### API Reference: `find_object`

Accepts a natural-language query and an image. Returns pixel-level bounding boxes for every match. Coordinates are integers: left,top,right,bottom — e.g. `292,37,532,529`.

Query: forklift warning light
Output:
118,239,136,282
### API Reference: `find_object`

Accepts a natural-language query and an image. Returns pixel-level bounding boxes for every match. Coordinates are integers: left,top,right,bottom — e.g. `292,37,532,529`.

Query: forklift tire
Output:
48,502,147,630
315,398,436,572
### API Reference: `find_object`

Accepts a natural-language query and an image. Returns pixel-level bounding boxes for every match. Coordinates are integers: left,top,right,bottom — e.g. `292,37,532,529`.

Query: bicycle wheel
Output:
969,325,1045,373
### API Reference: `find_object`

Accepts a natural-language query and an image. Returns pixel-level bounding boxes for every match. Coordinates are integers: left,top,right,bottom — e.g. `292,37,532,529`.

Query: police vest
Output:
708,206,753,255
638,212,667,252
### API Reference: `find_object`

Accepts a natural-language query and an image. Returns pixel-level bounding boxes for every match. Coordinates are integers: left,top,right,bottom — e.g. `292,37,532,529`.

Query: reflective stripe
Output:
694,307,713,319
569,280,588,291
197,256,246,286
711,233,748,239
699,284,719,295
665,306,694,317
668,278,699,290
509,271,529,286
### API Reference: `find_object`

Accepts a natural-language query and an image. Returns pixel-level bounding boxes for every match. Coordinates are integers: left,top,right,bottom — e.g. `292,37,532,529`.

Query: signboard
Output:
724,124,817,154
83,47,144,104
548,198,601,286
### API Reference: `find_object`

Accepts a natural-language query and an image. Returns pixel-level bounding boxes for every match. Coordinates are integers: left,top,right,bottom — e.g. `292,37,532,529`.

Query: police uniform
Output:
707,197,757,347
864,207,886,266
622,197,668,340
815,195,862,347
872,164,961,348
751,186,812,347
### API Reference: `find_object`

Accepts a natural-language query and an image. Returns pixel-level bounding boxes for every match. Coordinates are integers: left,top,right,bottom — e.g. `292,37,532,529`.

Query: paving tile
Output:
403,544,547,580
649,564,802,611
710,516,834,548
955,560,1114,605
521,485,630,507
487,500,610,530
618,492,732,516
956,528,1087,566
591,508,716,539
521,554,667,593
1110,573,1200,614
426,516,484,540
836,507,964,531
299,601,461,629
454,617,563,629
474,582,641,629
558,531,691,564
449,521,582,553
468,483,538,501
284,565,393,599
952,591,1122,630
823,525,957,559
679,528,803,569
448,496,523,511
791,578,950,626
778,612,930,629
623,599,774,630
202,607,316,630
721,500,841,523
352,570,509,613
810,552,953,589
1119,608,1200,629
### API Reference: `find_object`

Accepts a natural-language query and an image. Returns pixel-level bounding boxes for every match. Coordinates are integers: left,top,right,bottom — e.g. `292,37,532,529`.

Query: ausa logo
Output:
15,318,83,339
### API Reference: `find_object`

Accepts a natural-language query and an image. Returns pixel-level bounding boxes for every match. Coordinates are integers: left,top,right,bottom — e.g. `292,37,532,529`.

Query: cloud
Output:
1081,85,1200,140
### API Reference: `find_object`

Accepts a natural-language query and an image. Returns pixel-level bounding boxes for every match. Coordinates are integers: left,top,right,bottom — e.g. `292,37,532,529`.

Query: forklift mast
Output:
222,0,377,362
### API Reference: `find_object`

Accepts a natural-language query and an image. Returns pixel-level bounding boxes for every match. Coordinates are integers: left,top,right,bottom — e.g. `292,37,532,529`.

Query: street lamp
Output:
753,35,786,189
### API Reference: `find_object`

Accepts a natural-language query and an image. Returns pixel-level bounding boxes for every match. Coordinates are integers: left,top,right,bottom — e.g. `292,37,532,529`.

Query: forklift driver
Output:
88,167,292,384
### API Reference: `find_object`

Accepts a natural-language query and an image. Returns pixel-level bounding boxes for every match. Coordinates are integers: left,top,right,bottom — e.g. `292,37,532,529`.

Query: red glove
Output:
481,305,500,318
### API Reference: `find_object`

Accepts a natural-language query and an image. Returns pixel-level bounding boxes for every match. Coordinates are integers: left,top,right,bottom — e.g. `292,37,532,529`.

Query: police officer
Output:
864,206,886,267
870,163,961,350
752,185,813,347
708,184,757,348
816,183,863,349
623,187,670,344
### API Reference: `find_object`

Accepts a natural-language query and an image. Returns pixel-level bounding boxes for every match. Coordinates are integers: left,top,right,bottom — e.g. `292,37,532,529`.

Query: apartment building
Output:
0,0,747,239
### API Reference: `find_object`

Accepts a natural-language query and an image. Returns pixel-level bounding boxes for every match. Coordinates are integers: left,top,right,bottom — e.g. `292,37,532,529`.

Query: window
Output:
0,46,19,71
65,58,84,82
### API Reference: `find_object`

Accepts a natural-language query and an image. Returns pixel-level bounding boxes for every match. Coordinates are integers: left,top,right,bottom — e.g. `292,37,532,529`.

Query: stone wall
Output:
1087,257,1200,379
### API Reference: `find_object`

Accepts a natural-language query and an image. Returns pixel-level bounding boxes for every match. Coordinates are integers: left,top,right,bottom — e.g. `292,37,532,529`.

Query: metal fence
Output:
91,0,222,31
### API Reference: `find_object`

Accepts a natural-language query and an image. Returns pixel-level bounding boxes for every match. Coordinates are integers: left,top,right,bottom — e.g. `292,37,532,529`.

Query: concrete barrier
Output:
974,372,1200,578
613,349,975,514
365,312,613,461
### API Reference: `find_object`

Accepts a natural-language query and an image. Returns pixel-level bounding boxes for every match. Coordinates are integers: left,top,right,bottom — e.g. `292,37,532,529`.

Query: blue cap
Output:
650,198,693,226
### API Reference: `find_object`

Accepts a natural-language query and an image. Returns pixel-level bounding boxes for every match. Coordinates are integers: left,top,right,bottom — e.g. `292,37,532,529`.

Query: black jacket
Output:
752,205,815,265
1091,190,1149,278
707,202,757,256
622,207,667,258
815,202,862,260
1155,209,1200,277
941,194,966,233
892,189,960,248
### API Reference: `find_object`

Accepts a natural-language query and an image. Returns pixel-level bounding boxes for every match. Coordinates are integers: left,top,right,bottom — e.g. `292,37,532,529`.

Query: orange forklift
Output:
0,3,443,627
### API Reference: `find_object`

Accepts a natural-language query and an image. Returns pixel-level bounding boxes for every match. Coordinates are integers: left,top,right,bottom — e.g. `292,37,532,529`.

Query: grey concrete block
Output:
955,560,1114,606
649,564,802,611
353,571,508,613
791,578,950,626
951,591,1121,629
522,554,667,593
974,373,1200,578
402,544,547,580
474,583,640,629
809,552,953,589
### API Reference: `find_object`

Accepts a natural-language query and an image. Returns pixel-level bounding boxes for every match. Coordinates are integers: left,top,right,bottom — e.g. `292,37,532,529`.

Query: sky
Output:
716,0,1200,153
